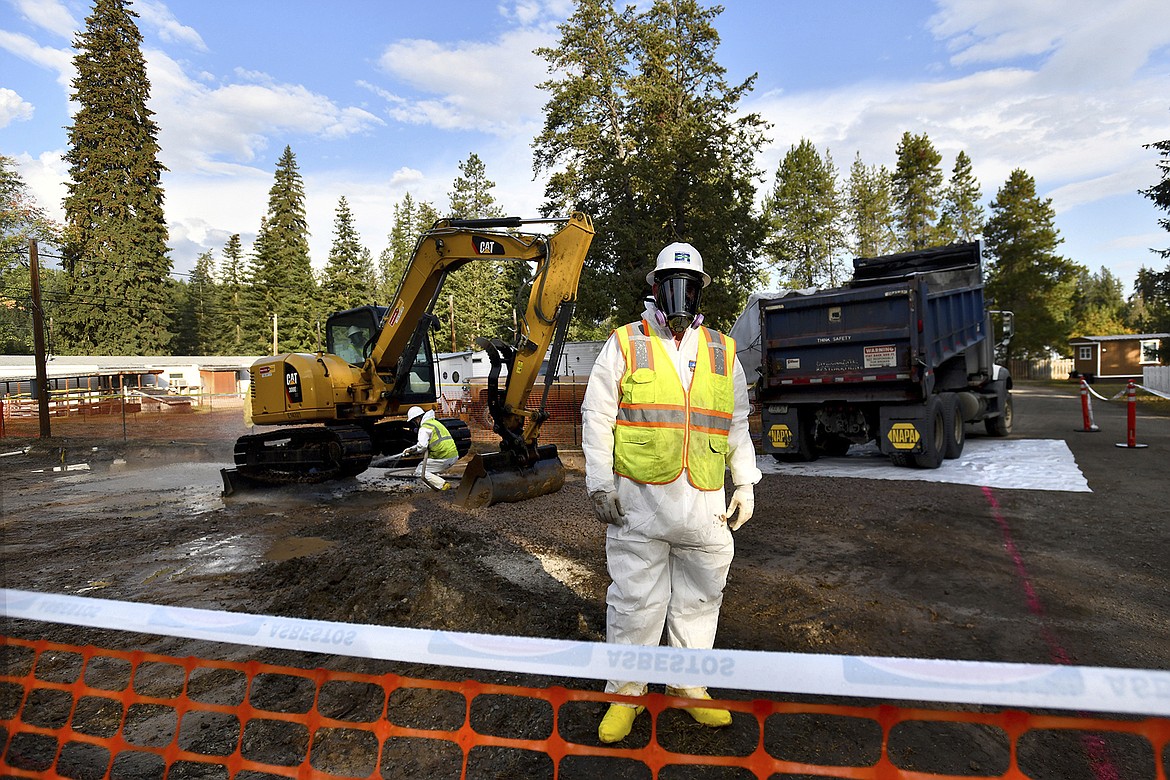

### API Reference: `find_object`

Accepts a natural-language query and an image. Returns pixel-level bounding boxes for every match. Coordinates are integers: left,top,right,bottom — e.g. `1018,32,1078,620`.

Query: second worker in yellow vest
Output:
403,405,459,491
581,241,762,744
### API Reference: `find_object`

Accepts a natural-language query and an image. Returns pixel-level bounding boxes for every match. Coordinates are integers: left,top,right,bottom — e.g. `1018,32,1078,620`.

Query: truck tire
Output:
984,393,1013,437
911,395,946,469
940,392,965,459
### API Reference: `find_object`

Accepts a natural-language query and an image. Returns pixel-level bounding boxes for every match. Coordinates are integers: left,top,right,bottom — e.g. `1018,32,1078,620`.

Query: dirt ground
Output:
2,381,1169,778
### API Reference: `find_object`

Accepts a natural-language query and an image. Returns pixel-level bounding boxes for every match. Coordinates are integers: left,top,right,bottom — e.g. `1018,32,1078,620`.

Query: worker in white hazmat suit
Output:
581,242,762,744
402,405,460,490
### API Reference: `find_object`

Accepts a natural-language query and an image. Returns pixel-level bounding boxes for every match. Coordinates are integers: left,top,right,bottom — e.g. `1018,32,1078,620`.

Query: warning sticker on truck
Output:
864,345,897,369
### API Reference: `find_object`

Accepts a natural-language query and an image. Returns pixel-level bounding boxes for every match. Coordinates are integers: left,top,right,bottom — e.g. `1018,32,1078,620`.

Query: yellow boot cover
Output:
666,686,732,728
598,703,644,743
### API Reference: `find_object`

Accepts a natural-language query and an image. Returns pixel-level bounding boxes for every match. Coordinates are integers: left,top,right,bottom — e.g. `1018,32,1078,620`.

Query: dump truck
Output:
757,241,1013,468
224,213,594,505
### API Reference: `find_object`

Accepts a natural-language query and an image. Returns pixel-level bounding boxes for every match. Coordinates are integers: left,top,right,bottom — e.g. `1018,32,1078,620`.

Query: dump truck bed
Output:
760,263,986,404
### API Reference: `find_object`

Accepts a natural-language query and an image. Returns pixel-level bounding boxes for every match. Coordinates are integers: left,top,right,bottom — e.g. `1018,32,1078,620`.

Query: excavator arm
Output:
374,212,593,506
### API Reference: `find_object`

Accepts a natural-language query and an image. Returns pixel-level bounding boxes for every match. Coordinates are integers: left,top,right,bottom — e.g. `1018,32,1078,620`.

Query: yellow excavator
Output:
223,213,594,507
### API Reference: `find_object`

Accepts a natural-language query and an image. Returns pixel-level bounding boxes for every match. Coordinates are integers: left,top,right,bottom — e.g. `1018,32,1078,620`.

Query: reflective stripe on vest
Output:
612,322,736,490
422,418,459,460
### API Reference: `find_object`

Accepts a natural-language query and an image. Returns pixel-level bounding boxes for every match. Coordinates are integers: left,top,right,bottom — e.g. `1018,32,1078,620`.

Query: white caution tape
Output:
3,588,1169,717
1137,383,1170,400
1085,382,1170,402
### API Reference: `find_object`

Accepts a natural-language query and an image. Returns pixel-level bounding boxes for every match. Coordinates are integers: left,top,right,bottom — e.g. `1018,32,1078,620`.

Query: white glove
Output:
591,490,624,525
724,485,754,531
402,444,423,457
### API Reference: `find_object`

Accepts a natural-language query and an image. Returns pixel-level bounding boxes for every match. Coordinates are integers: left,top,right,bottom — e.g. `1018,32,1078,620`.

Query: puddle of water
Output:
264,536,336,562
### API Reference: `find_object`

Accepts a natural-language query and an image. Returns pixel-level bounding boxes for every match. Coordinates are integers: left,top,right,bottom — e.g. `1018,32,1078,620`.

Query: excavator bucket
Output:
455,445,566,508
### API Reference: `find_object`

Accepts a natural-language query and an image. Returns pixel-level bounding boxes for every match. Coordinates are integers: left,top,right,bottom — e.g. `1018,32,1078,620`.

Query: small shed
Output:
1068,333,1169,382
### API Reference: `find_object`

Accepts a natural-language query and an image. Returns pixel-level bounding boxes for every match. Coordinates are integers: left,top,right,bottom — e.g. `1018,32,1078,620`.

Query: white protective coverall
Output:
581,300,762,697
407,409,460,490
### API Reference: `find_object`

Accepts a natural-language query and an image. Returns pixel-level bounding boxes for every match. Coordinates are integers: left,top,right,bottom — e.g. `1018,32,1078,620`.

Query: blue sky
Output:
2,0,1169,295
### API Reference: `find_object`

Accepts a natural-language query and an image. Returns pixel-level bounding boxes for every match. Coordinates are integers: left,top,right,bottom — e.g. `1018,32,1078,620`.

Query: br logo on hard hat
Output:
674,252,691,263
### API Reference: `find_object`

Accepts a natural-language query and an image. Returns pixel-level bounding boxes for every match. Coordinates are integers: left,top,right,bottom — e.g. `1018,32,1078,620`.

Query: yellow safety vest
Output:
422,418,458,459
612,321,736,490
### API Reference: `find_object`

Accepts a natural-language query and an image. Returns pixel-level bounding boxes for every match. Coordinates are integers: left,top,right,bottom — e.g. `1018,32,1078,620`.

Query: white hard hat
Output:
647,242,711,287
406,405,424,422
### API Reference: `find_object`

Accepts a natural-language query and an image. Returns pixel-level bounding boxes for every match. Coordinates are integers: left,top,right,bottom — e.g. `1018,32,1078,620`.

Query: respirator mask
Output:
653,271,704,333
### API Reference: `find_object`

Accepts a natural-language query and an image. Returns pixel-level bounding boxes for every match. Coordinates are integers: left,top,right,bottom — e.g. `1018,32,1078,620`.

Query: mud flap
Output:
454,445,566,508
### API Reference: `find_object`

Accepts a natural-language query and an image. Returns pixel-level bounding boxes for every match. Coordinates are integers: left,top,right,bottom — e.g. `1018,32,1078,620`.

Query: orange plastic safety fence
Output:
2,636,1168,779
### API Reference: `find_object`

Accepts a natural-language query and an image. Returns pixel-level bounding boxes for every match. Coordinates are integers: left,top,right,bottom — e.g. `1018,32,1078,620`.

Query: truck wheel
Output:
911,396,945,469
984,393,1013,437
888,452,913,467
940,392,964,459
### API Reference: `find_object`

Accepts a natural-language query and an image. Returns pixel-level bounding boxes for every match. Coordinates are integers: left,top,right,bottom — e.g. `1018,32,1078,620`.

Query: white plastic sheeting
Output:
757,438,1091,493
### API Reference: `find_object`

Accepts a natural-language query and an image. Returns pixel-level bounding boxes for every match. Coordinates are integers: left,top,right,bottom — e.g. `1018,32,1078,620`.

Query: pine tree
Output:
535,0,768,332
169,251,215,354
58,0,172,355
764,139,846,288
249,147,317,353
321,196,374,313
983,169,1082,361
892,132,944,251
941,150,984,243
1070,267,1131,337
846,153,896,259
446,153,510,350
1135,134,1170,332
213,233,247,354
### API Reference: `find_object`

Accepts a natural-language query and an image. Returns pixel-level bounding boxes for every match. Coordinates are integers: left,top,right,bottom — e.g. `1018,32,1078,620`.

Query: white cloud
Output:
11,150,68,224
0,87,34,126
11,0,78,38
929,0,1170,85
142,48,384,172
374,27,554,135
0,29,74,86
134,0,207,51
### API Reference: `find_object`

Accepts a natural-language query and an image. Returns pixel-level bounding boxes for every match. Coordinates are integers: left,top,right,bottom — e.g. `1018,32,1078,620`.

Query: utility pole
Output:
28,239,51,438
271,312,278,355
448,294,456,352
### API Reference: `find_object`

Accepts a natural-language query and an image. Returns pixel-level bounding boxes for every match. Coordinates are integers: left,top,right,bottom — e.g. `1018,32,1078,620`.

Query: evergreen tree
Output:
846,153,896,259
1,156,62,353
446,153,510,350
249,147,317,353
1140,134,1170,260
892,131,944,251
241,218,272,353
941,150,984,243
168,252,216,355
213,233,247,354
58,0,172,355
764,139,846,288
535,0,768,333
378,196,442,305
1132,265,1170,333
321,196,374,313
1070,266,1130,337
983,169,1082,361
1135,133,1170,332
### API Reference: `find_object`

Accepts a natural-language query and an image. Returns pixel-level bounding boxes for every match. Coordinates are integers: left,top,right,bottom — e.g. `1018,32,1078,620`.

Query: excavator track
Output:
231,424,373,486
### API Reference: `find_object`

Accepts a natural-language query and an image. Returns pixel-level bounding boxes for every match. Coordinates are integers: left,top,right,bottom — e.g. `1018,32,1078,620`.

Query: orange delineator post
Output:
1077,378,1099,432
1115,379,1148,449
